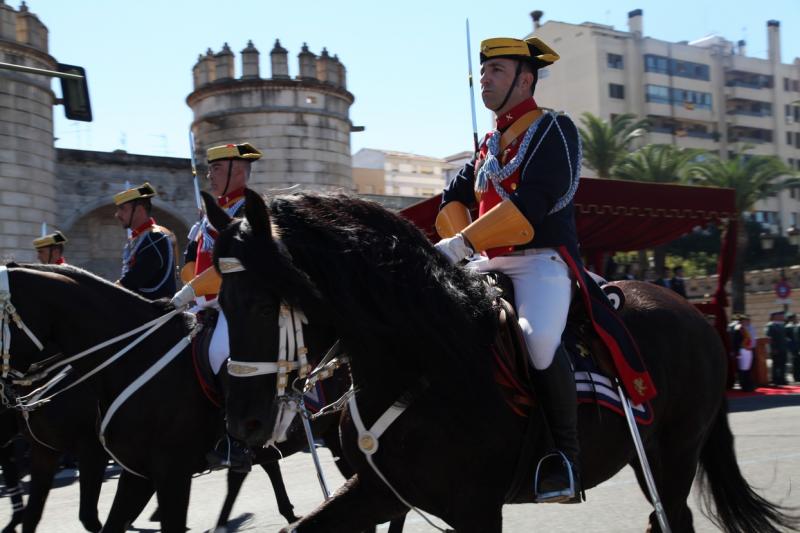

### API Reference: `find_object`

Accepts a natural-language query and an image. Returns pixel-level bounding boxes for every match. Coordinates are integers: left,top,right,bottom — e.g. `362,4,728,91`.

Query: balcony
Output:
727,110,773,129
726,85,768,102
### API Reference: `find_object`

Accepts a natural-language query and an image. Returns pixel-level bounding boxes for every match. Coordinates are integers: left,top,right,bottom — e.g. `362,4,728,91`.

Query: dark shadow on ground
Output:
728,393,800,413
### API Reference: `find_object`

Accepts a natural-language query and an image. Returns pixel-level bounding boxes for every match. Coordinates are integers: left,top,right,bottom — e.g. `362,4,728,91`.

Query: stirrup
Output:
534,450,576,503
206,435,252,473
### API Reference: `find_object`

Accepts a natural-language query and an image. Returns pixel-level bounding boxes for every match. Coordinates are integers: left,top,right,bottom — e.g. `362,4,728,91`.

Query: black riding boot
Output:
531,344,580,503
206,434,252,473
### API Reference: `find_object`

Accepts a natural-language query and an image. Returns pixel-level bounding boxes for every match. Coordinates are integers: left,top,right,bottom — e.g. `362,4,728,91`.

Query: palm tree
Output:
615,144,704,275
578,113,648,179
688,147,798,313
614,143,703,183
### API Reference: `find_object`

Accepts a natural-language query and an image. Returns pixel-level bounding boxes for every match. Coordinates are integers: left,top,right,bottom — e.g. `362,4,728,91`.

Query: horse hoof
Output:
81,519,103,532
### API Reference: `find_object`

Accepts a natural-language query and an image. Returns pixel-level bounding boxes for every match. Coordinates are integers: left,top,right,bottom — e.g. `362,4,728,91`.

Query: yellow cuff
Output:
180,262,196,284
461,201,534,252
189,267,222,297
435,201,472,239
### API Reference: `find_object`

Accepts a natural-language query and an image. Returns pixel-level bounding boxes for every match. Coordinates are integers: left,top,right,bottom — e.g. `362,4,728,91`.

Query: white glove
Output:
170,284,197,309
434,234,474,264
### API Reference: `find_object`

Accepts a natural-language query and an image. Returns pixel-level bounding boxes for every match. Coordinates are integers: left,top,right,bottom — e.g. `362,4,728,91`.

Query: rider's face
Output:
114,202,135,228
207,160,248,197
480,58,533,114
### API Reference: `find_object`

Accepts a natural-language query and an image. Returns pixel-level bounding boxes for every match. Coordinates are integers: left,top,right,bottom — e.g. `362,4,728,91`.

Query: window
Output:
796,132,800,149
645,84,712,109
609,83,625,99
645,84,670,104
607,53,624,69
785,78,791,91
644,54,710,80
789,132,795,146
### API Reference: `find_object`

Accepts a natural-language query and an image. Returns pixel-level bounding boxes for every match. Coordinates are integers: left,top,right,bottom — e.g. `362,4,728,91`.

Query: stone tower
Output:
187,39,355,193
0,1,57,261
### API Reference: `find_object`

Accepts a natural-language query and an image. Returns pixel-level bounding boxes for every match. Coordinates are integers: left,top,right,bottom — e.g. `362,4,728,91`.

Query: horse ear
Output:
202,191,232,231
244,188,272,237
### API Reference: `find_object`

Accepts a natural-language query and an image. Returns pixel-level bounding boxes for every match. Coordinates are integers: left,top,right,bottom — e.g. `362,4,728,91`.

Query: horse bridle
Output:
218,257,311,398
0,266,46,380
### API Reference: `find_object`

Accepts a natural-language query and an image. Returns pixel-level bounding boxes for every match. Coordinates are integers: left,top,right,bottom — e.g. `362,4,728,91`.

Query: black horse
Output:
2,263,403,533
5,371,108,533
208,188,798,533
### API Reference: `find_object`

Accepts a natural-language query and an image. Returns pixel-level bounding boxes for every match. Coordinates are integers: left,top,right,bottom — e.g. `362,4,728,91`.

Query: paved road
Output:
2,395,799,532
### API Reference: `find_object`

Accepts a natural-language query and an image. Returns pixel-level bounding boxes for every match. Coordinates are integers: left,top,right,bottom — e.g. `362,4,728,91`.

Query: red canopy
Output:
399,177,738,386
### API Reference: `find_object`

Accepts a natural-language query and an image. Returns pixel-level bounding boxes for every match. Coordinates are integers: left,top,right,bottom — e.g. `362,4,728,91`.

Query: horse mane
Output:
225,192,498,395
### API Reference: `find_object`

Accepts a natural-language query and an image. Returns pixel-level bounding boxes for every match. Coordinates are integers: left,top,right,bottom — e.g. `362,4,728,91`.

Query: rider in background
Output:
33,231,68,265
171,142,262,472
113,182,179,300
435,36,581,503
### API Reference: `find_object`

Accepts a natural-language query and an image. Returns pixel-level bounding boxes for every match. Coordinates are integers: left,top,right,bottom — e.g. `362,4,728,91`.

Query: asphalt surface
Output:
1,394,799,532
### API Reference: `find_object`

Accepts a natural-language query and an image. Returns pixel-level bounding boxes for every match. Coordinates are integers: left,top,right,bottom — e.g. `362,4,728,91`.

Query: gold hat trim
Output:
33,231,67,249
480,37,559,65
207,143,262,163
113,182,157,206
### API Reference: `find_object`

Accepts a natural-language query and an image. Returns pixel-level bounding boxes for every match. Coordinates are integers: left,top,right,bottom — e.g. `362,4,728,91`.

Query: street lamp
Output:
760,232,775,250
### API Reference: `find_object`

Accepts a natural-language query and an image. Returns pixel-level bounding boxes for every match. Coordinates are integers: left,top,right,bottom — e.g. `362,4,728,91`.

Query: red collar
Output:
55,257,66,265
495,98,538,131
218,188,245,208
131,217,156,238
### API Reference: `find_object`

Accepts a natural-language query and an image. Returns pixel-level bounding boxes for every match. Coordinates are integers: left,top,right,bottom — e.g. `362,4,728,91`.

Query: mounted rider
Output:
33,231,68,265
174,142,261,369
170,142,262,471
435,36,656,503
114,182,179,300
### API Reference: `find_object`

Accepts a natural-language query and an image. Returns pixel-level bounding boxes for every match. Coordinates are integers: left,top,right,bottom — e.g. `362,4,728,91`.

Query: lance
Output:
466,18,479,154
123,180,132,239
189,130,203,217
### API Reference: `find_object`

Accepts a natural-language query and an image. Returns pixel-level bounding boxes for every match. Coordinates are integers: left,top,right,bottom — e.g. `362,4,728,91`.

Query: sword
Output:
466,18,479,154
189,130,203,217
123,180,132,239
297,398,331,499
40,222,47,238
617,384,672,533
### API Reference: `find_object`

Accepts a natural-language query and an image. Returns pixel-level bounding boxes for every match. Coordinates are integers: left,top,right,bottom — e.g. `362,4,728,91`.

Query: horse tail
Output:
697,398,799,533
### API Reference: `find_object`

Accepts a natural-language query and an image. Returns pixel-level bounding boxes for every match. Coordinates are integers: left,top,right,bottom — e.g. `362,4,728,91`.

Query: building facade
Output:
352,148,455,197
531,10,800,236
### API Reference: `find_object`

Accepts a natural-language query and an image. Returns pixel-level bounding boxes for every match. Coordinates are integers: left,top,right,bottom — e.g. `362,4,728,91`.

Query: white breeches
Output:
474,249,573,370
209,308,229,374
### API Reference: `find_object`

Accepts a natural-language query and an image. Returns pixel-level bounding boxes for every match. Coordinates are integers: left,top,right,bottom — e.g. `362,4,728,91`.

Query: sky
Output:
22,0,800,161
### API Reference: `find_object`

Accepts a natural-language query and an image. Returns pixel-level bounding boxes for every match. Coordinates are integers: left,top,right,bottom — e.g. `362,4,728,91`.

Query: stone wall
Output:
187,40,355,193
0,1,56,262
55,148,197,280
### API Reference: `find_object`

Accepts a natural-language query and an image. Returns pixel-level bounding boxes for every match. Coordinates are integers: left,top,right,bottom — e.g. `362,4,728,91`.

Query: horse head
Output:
205,189,323,447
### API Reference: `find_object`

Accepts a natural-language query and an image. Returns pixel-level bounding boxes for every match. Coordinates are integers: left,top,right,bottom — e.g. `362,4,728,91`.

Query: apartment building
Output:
352,148,456,197
530,10,800,235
